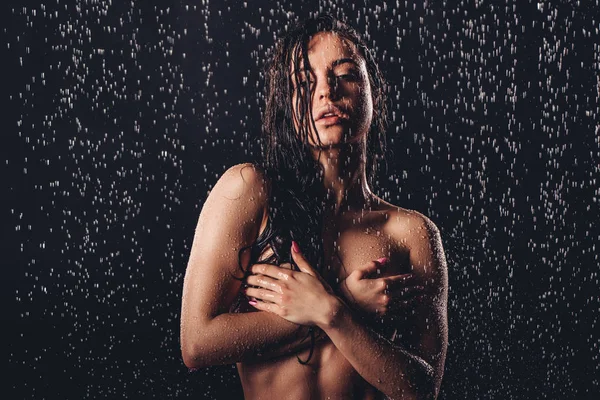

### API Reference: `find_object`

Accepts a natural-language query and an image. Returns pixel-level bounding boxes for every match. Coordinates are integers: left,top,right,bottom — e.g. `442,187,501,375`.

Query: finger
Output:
252,262,292,269
251,262,293,270
384,273,418,290
279,262,294,270
245,287,281,303
370,257,392,277
375,257,390,266
248,298,281,314
338,271,353,286
251,263,293,281
246,274,283,294
356,260,380,279
291,241,316,276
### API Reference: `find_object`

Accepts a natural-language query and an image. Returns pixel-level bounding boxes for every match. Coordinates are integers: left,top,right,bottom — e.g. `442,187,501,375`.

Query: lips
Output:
315,104,348,121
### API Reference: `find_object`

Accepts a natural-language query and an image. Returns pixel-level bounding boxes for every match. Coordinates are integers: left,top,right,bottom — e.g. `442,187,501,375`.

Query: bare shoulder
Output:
196,162,271,245
211,162,270,203
374,196,445,267
373,196,440,240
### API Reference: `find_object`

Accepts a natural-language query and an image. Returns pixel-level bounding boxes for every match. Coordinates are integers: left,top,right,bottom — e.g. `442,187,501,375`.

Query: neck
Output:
310,141,373,216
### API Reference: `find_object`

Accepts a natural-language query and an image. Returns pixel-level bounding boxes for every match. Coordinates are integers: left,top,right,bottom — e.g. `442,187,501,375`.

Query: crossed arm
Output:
245,218,447,400
180,164,447,399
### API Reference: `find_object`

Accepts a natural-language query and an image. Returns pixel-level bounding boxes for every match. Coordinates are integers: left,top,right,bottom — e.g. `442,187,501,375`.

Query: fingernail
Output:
376,257,389,264
292,241,300,253
249,300,257,305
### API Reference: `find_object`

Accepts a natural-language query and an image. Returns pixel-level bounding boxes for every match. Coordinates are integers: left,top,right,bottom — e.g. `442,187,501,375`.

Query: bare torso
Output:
234,197,420,400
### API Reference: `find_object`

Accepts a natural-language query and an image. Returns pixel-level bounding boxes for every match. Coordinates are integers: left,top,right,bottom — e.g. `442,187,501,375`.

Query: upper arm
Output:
392,212,448,394
180,163,269,351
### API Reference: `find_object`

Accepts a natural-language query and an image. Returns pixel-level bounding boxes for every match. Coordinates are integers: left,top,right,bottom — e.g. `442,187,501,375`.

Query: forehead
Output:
291,32,363,71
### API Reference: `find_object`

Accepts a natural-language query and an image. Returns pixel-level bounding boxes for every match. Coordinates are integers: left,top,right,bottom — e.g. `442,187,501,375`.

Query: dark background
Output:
5,0,599,398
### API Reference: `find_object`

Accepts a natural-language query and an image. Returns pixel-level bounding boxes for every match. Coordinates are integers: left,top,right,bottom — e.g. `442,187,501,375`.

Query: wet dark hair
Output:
232,14,388,364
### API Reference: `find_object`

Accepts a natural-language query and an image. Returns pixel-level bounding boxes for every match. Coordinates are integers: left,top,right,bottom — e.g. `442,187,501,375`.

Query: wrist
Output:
317,295,347,330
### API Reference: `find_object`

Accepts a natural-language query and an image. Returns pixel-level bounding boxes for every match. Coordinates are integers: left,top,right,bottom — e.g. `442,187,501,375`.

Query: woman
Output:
181,14,448,400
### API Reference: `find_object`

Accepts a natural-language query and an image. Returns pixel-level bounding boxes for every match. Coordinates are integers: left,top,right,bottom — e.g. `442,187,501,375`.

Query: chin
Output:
308,132,344,147
310,136,364,149
310,127,366,148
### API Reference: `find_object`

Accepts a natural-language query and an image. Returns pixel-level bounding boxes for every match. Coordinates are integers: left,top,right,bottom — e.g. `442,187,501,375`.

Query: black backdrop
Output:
5,0,599,398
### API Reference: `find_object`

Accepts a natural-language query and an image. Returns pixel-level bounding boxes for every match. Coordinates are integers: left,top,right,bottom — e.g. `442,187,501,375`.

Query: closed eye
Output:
336,73,358,81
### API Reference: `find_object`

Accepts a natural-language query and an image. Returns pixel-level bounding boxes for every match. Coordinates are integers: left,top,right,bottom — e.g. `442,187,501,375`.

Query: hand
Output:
244,241,338,327
238,262,294,313
339,258,425,317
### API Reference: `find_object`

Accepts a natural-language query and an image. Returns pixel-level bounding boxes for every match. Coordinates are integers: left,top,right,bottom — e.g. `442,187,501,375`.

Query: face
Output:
290,32,374,148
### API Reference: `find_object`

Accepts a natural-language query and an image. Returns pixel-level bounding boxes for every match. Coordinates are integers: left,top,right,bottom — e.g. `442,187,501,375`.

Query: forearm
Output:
239,312,325,363
183,311,320,368
318,298,437,400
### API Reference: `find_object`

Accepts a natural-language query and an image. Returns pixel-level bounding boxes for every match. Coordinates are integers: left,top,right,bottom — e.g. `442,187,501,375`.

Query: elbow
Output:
181,350,198,370
181,341,202,369
180,323,213,370
181,341,212,370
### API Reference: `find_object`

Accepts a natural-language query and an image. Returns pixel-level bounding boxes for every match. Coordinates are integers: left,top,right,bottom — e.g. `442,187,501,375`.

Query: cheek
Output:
354,88,373,120
357,82,374,122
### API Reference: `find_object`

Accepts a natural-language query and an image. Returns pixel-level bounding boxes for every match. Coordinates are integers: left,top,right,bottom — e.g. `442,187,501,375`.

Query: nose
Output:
316,75,338,100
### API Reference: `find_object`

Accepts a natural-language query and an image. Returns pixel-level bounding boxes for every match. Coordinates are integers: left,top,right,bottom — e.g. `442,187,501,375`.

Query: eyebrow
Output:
291,58,359,76
331,57,359,68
